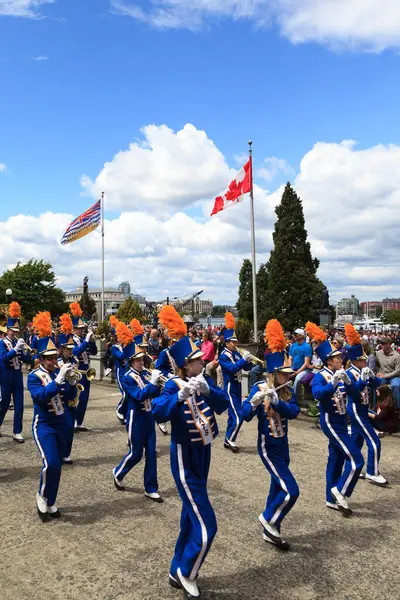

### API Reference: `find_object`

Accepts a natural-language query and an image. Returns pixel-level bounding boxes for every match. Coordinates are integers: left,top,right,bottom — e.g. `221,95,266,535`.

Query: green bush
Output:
236,318,251,344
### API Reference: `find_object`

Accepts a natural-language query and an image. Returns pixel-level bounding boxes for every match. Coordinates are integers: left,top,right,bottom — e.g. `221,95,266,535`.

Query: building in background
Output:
336,295,360,317
65,286,126,319
360,301,383,317
118,281,131,297
382,298,400,311
193,298,213,314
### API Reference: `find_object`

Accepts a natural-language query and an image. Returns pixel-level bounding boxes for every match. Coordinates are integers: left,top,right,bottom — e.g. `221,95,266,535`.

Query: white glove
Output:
55,363,73,385
242,350,252,363
249,390,266,408
361,367,375,382
15,338,25,351
178,382,195,402
267,388,279,406
150,369,163,386
338,369,351,386
85,331,94,342
195,373,210,396
331,372,341,388
187,377,201,394
368,368,376,379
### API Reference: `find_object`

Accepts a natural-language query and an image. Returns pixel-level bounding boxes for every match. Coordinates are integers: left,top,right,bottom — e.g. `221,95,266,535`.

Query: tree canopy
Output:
382,309,400,325
116,297,144,322
0,259,68,320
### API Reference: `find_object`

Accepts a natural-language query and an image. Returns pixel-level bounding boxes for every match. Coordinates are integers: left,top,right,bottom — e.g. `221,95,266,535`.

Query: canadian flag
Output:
210,158,252,216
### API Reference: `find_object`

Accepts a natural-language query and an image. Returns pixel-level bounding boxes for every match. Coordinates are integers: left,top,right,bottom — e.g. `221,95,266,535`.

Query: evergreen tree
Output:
264,183,324,330
117,297,144,322
256,262,269,328
236,259,253,321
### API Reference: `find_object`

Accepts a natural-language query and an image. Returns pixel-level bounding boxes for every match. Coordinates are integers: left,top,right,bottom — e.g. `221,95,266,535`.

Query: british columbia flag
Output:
61,199,101,245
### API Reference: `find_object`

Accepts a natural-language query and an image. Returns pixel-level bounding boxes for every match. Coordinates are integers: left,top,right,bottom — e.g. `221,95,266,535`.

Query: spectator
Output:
201,331,215,365
369,385,398,434
376,337,400,410
147,329,161,359
332,336,349,367
288,328,313,395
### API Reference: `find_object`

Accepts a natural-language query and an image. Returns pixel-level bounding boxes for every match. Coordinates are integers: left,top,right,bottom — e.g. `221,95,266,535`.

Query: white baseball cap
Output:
294,328,305,336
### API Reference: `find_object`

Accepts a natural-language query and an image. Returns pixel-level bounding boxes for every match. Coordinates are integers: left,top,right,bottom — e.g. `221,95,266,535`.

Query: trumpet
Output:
147,369,169,387
88,326,106,342
69,382,84,408
66,368,83,384
237,348,265,366
78,367,97,381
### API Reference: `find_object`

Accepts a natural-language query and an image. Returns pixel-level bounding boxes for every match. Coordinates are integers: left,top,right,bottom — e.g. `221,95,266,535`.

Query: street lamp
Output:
5,288,12,303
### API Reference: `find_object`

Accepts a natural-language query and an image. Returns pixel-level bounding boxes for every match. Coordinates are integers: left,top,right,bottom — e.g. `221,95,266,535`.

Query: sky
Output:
1,0,400,306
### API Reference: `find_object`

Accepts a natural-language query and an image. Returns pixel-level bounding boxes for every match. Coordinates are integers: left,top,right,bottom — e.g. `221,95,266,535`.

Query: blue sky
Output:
1,1,400,305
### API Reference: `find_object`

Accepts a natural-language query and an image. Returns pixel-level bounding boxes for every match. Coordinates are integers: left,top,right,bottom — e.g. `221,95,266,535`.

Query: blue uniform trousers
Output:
114,406,158,493
64,406,76,458
0,372,24,434
320,413,364,503
225,381,243,443
76,375,90,426
170,441,217,580
32,415,67,507
348,403,381,477
115,368,127,418
258,434,299,532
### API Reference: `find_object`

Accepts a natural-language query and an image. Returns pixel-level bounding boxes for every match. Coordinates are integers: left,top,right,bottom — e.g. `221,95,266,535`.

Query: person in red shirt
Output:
201,331,215,365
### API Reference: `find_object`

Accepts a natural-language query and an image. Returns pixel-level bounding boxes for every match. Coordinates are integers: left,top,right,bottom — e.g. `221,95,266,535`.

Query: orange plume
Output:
130,318,144,336
9,302,21,319
345,323,361,347
265,319,286,353
225,312,235,329
70,302,83,317
32,311,52,338
116,321,134,347
109,315,118,328
59,313,73,335
158,305,187,340
305,321,327,343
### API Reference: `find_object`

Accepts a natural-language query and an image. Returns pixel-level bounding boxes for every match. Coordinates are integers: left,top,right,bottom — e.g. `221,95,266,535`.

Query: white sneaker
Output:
366,473,388,486
104,368,112,377
144,491,164,503
36,493,48,513
176,568,200,598
258,513,281,538
13,433,25,444
158,422,168,435
331,486,349,510
63,456,73,464
326,502,340,511
48,505,58,514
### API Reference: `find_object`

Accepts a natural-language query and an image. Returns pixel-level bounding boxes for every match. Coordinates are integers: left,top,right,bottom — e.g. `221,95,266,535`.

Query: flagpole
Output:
248,140,258,343
101,191,105,322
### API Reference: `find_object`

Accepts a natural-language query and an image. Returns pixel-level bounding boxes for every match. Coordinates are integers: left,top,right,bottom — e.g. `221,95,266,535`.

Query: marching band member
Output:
219,312,252,453
0,302,31,443
241,320,299,551
112,321,164,502
27,312,77,521
109,316,127,425
58,313,80,465
344,324,387,486
152,307,229,599
308,322,364,517
70,302,97,431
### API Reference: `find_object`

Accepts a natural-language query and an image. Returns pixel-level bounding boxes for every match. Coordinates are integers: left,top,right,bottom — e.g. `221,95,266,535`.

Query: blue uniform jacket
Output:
0,337,30,375
242,381,299,440
155,348,175,377
219,349,252,388
312,367,357,423
27,366,77,426
111,343,126,375
121,368,160,417
346,365,381,411
152,375,229,445
72,335,98,371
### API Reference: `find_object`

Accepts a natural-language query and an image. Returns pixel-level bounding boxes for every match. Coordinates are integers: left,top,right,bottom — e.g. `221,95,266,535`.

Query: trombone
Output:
237,348,265,366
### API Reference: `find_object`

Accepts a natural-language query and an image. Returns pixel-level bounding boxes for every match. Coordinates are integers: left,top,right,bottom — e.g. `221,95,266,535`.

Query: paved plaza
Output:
1,381,399,600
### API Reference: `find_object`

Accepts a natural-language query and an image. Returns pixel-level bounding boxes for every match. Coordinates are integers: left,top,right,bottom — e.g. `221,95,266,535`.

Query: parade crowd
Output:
0,301,398,600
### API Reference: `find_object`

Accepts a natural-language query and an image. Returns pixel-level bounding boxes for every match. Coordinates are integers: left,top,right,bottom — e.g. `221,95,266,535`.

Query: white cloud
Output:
0,163,7,172
0,1,54,18
109,0,400,51
2,128,400,306
258,156,294,182
32,55,48,61
81,123,233,213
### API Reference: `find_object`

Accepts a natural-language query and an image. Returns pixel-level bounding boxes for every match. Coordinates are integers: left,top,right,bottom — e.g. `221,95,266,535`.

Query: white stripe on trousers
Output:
325,413,356,496
260,434,290,525
177,443,208,580
32,414,48,498
115,409,134,479
227,382,240,442
352,404,378,476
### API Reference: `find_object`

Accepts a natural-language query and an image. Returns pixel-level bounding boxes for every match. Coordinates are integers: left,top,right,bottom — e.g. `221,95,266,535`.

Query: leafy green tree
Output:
212,305,231,317
236,259,253,321
0,259,68,320
263,183,324,330
235,318,251,344
382,309,400,325
256,262,269,328
117,297,144,322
